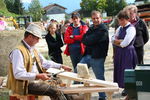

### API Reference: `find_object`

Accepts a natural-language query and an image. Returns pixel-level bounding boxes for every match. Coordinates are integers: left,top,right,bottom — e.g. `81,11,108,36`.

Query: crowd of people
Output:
6,4,149,100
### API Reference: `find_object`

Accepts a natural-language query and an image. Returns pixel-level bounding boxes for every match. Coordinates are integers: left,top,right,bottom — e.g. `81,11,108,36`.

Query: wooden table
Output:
59,84,119,100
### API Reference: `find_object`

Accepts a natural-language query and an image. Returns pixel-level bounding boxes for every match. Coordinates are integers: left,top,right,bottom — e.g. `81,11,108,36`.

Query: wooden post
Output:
83,83,91,100
106,92,113,100
66,79,72,87
77,64,91,100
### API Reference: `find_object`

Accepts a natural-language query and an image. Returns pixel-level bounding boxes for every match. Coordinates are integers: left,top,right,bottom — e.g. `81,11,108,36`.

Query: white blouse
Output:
111,22,136,48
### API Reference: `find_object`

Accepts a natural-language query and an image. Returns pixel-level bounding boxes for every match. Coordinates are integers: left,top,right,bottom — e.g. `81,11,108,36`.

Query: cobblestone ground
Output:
35,28,150,100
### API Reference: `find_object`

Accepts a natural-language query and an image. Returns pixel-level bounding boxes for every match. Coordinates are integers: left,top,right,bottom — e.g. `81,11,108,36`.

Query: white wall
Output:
135,1,144,5
135,0,150,5
47,13,65,22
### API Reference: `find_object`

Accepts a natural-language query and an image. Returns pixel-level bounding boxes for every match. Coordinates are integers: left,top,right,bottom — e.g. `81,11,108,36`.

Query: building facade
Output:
43,3,66,22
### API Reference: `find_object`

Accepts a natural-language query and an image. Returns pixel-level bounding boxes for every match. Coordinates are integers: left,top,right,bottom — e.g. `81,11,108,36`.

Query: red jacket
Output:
64,22,88,56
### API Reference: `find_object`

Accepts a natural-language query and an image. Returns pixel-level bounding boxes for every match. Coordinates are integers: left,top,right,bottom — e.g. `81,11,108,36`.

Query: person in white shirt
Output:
111,10,138,97
6,23,72,100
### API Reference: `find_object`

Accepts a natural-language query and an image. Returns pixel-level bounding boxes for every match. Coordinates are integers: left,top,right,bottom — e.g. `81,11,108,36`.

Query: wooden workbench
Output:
58,84,119,100
47,68,119,100
47,68,118,87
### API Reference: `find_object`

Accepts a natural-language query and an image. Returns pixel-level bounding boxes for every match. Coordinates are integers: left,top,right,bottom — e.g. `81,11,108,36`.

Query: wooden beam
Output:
47,68,118,87
83,83,91,100
59,85,119,94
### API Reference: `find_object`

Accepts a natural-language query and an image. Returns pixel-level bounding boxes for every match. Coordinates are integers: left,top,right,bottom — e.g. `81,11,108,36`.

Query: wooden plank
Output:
58,86,119,94
77,63,90,79
84,93,91,100
47,68,63,74
106,92,113,100
143,18,150,21
47,68,118,87
83,83,91,100
138,8,150,12
139,12,150,17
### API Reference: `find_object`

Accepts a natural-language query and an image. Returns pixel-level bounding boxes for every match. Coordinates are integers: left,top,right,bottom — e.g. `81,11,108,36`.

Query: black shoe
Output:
121,89,127,96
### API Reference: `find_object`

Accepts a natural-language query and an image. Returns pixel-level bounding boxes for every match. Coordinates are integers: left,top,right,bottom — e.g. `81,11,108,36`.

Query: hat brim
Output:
26,30,42,39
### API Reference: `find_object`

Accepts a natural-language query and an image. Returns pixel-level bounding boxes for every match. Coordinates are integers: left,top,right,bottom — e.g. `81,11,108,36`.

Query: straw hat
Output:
26,23,42,38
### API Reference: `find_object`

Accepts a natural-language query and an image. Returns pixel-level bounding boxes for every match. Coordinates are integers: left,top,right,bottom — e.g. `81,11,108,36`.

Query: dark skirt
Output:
113,45,137,88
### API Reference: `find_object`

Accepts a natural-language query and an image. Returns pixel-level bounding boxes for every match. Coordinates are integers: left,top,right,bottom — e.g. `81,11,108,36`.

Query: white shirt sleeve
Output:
10,49,62,81
120,26,136,48
39,53,61,69
10,49,36,81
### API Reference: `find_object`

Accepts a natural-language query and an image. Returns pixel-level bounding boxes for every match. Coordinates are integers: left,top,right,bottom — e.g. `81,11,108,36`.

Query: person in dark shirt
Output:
79,10,109,100
123,5,149,64
45,23,63,64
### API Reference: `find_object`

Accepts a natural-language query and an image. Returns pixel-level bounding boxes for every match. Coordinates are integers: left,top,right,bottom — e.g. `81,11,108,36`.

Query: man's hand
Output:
36,73,51,81
61,65,72,72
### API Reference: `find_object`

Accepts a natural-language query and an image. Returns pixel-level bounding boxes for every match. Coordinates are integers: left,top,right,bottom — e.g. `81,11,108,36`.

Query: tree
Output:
144,0,149,3
80,0,107,17
117,0,127,12
28,0,44,21
4,0,14,12
105,0,127,16
13,0,24,14
4,0,24,14
105,0,117,16
96,0,108,12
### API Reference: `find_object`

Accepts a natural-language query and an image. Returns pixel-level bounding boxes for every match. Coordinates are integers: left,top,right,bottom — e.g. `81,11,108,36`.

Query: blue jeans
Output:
69,46,82,73
79,55,106,99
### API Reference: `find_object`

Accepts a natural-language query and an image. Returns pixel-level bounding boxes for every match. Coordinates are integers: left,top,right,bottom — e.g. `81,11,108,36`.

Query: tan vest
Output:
6,42,44,95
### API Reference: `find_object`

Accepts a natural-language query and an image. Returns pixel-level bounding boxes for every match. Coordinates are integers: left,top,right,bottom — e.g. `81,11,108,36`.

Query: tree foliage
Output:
80,0,127,17
118,0,127,11
80,0,107,12
0,0,17,17
144,0,149,3
28,0,43,21
4,0,24,14
105,0,127,16
105,0,118,16
4,0,14,12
